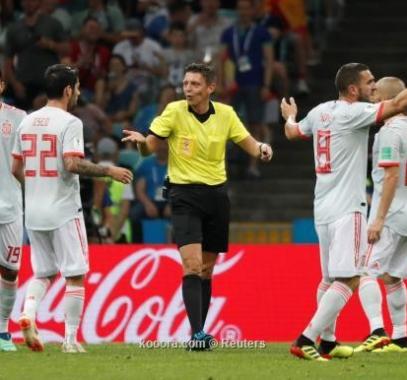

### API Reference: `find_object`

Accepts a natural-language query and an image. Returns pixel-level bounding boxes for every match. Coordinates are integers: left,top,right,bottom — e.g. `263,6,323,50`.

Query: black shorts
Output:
169,183,230,253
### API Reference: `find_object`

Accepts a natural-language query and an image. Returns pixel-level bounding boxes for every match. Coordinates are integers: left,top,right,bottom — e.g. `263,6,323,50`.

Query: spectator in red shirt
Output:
67,17,110,105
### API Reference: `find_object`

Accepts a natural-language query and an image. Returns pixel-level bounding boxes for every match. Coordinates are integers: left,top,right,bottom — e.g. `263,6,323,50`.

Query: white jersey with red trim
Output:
298,100,383,225
369,116,407,236
0,103,27,224
13,106,84,230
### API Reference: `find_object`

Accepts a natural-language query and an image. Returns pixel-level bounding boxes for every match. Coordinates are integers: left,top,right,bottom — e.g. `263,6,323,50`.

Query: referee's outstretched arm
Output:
122,129,273,161
238,135,273,162
122,130,159,156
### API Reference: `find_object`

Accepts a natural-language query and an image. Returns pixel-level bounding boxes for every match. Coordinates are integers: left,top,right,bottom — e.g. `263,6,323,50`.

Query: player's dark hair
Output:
44,64,78,99
110,54,127,68
184,63,216,85
168,1,188,15
82,16,100,26
335,63,370,94
169,21,186,33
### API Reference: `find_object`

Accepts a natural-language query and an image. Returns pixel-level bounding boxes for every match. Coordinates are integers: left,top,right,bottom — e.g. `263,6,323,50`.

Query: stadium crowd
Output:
0,0,343,243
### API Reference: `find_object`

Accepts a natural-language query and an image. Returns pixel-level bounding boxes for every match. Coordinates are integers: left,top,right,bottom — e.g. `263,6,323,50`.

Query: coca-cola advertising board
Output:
9,244,390,343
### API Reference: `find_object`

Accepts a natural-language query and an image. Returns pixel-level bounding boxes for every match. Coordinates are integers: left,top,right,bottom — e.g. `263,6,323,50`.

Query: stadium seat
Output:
118,149,143,171
142,219,170,243
292,218,318,243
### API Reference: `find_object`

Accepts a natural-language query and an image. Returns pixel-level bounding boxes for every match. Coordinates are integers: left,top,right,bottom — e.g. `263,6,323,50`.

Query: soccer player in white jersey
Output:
356,77,407,353
281,62,407,361
0,70,27,351
11,64,133,353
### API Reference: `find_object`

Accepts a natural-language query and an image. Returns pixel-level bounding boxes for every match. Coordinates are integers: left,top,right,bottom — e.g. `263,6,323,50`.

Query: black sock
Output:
319,339,337,354
201,279,212,329
295,334,314,347
372,328,386,337
392,337,407,347
182,274,202,335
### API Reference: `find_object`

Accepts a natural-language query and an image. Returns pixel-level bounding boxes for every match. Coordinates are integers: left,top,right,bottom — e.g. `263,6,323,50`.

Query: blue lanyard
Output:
233,25,255,58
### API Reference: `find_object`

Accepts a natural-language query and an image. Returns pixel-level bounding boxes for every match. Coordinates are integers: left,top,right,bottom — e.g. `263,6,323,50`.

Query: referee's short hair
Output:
185,63,216,85
335,63,370,95
44,64,79,99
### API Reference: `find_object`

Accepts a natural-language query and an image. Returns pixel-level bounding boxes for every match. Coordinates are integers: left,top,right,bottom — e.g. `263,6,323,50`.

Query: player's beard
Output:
357,88,373,103
68,93,78,110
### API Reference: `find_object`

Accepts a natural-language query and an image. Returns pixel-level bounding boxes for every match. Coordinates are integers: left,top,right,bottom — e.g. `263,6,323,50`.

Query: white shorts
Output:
365,226,407,279
316,212,367,280
27,216,89,278
0,218,23,271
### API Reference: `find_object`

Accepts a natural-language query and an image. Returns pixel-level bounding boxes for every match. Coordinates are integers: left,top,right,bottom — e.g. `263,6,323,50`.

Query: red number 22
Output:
21,134,58,177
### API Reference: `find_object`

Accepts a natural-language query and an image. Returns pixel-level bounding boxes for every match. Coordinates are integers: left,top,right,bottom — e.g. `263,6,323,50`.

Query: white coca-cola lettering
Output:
11,247,245,343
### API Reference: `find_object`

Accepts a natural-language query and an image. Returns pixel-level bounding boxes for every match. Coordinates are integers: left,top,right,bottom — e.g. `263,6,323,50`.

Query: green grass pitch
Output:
2,343,407,380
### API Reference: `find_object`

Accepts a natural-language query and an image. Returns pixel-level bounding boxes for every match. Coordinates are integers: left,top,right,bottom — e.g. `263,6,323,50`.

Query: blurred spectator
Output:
118,0,146,19
162,22,195,94
267,0,319,67
80,142,114,243
142,0,170,44
60,0,88,12
71,0,125,46
41,0,73,34
130,141,169,243
113,18,166,104
133,84,177,135
67,17,110,104
156,84,178,113
113,19,165,77
96,137,135,243
72,95,112,143
3,0,69,109
219,0,273,178
90,183,115,243
254,2,289,96
164,1,192,41
0,0,20,68
258,1,309,94
324,0,345,31
144,1,192,45
102,54,139,137
188,0,231,64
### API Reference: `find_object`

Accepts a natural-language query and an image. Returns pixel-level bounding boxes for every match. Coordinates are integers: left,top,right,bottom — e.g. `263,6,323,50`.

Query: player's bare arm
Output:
11,156,24,184
64,156,133,184
368,165,399,243
237,135,273,161
121,130,162,156
380,88,407,121
280,97,301,140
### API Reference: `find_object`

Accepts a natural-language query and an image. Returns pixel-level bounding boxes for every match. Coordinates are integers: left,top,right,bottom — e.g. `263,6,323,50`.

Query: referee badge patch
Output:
178,136,195,157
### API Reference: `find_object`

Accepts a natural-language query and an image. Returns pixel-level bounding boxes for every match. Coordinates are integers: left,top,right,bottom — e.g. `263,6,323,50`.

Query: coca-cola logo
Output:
11,247,245,343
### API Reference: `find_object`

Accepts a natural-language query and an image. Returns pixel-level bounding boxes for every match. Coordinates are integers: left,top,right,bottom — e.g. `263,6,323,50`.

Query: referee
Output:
122,63,272,349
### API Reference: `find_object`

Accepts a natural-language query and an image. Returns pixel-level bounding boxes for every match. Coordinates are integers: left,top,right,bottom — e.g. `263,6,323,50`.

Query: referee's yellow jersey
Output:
150,100,250,185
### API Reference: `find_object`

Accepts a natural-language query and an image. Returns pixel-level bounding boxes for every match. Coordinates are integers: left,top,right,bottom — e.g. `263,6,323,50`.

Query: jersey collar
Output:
188,101,215,123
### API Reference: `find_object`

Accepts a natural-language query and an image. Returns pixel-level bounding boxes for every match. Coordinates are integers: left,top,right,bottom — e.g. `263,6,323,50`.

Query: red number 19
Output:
6,246,21,264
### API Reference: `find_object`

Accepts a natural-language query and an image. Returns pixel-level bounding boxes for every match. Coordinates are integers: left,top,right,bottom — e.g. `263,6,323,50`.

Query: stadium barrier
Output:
10,244,393,343
229,223,292,243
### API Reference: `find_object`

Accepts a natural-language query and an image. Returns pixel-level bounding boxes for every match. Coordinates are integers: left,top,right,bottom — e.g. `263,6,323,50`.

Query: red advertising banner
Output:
9,244,392,343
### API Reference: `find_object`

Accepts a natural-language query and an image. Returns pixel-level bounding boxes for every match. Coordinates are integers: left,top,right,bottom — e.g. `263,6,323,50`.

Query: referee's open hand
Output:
121,130,146,143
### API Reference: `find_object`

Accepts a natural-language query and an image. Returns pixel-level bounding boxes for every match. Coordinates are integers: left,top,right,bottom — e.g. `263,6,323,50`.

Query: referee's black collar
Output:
188,101,215,123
